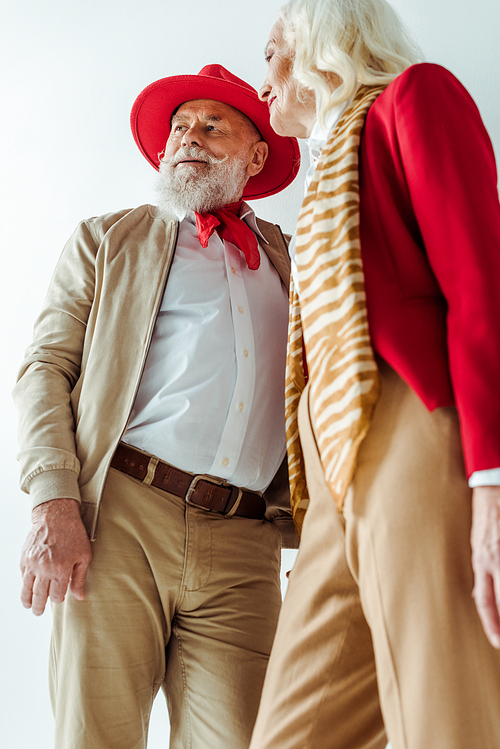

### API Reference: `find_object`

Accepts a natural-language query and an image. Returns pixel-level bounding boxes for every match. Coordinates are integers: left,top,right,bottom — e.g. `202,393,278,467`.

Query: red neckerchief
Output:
194,200,260,270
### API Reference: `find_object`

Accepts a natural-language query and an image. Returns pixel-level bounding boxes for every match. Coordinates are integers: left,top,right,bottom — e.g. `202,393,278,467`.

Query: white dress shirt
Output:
123,203,289,492
290,99,500,488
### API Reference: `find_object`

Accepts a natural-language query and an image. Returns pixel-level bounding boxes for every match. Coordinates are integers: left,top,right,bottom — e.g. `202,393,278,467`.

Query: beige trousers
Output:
250,361,500,749
50,468,282,749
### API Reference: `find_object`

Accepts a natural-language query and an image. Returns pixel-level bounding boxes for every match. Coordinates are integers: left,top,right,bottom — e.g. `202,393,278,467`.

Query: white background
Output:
1,1,499,747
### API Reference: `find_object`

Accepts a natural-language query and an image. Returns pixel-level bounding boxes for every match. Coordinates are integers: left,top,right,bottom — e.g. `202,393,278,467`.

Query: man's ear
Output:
246,141,269,177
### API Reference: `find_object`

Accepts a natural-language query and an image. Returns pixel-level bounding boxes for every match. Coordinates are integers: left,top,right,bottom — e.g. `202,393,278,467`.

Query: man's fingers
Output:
31,576,52,617
473,570,500,648
48,576,71,606
22,565,84,612
69,559,91,601
20,571,35,609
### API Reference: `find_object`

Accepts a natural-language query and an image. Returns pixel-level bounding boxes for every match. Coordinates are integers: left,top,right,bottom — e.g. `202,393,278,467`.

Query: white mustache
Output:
162,147,229,167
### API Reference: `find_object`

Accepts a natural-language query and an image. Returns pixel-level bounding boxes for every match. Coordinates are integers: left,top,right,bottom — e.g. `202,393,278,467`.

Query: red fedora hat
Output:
130,64,300,200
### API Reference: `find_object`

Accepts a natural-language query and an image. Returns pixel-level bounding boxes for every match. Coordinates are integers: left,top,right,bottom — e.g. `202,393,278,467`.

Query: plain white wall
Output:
1,1,499,747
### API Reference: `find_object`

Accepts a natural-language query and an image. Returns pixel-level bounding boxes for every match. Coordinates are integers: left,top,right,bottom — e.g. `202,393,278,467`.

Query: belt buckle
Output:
185,474,225,510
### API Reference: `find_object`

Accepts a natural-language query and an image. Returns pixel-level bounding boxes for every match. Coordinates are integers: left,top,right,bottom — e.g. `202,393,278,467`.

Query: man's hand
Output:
471,486,500,648
20,498,92,616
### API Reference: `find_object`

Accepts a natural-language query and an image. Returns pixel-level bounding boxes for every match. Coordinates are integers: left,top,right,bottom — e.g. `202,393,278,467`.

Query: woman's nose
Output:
259,79,271,102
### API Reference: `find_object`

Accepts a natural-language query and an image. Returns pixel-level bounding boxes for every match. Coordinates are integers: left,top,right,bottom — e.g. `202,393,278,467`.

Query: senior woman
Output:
249,1,500,749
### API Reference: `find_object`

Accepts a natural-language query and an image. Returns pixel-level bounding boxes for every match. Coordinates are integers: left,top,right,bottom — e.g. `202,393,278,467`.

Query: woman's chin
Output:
270,115,303,139
269,118,288,138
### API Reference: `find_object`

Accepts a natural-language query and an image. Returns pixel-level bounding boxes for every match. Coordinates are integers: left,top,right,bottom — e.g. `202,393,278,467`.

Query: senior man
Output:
14,64,299,749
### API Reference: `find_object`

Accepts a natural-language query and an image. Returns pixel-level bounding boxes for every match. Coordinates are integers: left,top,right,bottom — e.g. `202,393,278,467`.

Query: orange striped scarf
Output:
286,84,386,534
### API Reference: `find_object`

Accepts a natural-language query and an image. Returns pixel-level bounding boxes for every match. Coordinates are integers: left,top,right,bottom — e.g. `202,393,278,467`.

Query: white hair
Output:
278,0,424,127
155,146,250,218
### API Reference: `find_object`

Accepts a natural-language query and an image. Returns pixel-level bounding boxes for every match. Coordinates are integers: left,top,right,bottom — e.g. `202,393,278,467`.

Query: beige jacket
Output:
13,205,298,547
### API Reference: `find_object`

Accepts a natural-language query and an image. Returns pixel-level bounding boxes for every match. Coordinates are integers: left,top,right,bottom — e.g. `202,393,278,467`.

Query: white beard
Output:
155,146,250,219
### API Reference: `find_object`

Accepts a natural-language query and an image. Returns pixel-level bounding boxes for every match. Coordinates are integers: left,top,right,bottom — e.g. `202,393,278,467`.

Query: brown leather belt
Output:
110,442,266,520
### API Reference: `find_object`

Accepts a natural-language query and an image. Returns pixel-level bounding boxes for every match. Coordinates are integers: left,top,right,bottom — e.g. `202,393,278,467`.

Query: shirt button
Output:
243,350,249,357
238,403,244,412
238,306,244,314
222,458,230,467
231,267,236,275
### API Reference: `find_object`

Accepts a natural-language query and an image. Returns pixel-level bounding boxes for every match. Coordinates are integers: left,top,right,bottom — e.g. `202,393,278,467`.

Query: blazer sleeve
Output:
12,220,99,508
393,63,500,474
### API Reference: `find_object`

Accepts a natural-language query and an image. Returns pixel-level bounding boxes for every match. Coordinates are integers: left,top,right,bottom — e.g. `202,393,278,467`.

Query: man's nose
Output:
181,126,203,148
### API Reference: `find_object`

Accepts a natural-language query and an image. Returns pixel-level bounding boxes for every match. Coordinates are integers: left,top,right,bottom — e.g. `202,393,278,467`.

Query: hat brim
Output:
131,74,300,200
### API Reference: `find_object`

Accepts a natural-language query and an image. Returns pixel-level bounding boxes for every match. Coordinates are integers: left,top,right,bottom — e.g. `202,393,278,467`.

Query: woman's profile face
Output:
259,21,316,139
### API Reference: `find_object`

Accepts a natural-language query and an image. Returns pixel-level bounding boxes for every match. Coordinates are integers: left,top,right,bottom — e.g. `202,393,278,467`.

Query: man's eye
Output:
173,125,185,132
206,125,217,131
265,53,273,63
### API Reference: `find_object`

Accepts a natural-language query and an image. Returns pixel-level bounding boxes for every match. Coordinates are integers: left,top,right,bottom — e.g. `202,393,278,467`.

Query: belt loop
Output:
224,488,243,518
142,456,159,486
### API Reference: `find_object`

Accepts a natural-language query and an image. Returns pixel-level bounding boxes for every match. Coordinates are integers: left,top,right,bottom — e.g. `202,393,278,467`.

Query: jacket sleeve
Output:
392,64,500,475
263,457,298,549
13,219,99,508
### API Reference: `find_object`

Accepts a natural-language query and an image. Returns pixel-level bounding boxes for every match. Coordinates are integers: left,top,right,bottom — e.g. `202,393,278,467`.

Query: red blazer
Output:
358,63,500,476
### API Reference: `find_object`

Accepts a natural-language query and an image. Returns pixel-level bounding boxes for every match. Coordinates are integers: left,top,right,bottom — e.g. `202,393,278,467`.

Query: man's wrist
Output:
31,497,81,521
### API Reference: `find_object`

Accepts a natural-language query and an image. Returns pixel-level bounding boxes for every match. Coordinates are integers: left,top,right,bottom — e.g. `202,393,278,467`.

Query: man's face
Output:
165,99,257,166
156,99,268,216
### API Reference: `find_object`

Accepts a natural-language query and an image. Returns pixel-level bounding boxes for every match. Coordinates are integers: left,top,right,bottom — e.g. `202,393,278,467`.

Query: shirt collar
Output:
239,201,268,244
307,96,355,164
179,201,268,245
